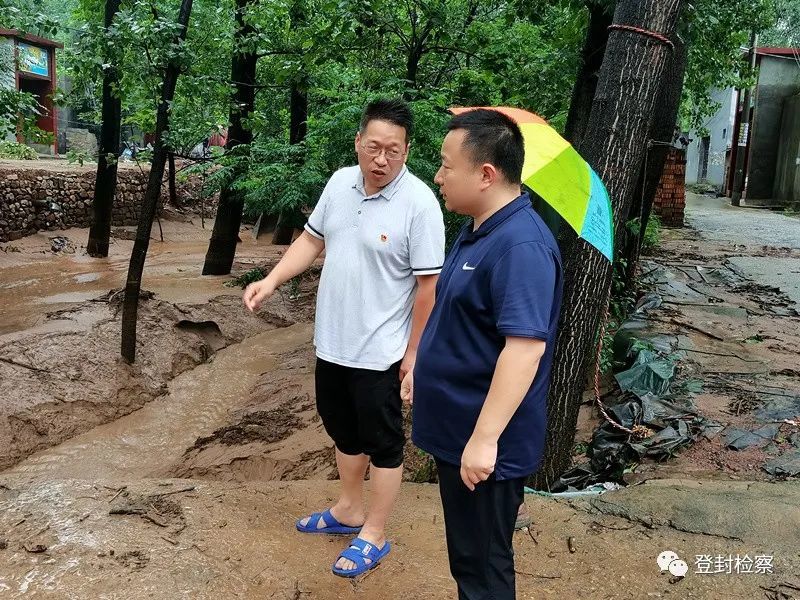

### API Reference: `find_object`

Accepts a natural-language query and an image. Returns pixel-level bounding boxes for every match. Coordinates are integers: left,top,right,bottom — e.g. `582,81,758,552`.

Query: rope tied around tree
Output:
607,24,675,51
592,283,653,441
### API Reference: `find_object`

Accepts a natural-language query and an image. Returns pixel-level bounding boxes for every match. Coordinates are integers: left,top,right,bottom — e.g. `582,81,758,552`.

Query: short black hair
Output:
360,98,414,142
447,109,524,184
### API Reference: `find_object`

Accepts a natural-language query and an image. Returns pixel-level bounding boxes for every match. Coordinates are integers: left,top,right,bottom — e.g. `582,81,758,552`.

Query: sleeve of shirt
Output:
490,242,558,340
409,200,445,276
304,179,332,240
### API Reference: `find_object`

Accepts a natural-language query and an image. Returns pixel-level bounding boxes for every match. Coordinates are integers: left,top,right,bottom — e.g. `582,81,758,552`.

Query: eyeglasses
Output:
360,142,406,161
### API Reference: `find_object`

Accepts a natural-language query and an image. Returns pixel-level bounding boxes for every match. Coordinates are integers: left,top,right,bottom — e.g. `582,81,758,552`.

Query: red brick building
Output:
1,29,63,155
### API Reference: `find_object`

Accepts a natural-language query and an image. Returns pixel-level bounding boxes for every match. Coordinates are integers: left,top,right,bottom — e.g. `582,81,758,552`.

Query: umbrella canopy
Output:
449,106,613,261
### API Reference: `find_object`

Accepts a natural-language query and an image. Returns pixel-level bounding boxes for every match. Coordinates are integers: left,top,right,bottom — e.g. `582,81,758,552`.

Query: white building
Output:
684,88,737,190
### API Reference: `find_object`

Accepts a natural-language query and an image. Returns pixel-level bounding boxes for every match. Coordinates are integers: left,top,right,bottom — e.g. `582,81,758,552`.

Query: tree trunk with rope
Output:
621,34,686,290
529,0,685,490
202,0,258,274
120,0,193,363
86,0,123,258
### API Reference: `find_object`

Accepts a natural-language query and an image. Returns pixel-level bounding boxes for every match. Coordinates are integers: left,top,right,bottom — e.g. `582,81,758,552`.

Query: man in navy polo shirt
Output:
402,109,562,599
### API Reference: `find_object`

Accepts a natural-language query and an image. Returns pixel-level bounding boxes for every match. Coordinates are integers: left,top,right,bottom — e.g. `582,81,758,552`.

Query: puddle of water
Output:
73,272,101,283
0,278,39,289
36,291,102,304
5,323,313,481
1,221,284,335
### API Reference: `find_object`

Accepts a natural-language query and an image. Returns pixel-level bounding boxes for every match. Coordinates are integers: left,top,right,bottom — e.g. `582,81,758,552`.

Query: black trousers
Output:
435,458,525,600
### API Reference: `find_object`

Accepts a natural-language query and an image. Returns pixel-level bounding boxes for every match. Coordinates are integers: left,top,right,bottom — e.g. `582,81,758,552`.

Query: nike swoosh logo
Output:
462,262,477,271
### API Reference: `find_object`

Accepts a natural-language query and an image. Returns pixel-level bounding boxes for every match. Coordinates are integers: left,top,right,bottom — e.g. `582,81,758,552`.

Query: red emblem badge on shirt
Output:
380,234,388,243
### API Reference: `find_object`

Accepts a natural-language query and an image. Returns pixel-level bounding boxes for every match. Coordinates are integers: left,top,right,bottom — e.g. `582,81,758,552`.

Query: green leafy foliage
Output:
641,214,661,254
224,266,267,288
0,140,38,159
66,149,94,166
6,0,797,241
680,0,779,131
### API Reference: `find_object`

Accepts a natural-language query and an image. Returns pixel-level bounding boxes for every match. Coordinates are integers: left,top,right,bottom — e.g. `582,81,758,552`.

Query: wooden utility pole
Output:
731,29,758,207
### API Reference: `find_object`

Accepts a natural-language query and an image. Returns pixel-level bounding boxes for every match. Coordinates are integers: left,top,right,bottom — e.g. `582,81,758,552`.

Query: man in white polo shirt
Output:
243,98,445,577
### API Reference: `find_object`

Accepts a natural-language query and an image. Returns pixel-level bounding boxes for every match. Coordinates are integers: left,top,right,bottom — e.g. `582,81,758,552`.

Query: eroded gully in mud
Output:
3,323,313,482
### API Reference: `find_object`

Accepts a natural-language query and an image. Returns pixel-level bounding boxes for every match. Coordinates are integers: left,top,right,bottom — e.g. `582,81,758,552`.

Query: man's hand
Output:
399,347,416,381
400,370,414,405
243,279,276,312
460,434,497,491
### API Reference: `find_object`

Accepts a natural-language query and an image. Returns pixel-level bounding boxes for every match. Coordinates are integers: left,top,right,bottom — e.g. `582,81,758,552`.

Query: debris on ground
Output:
109,489,187,534
721,424,780,450
763,449,800,477
554,225,800,490
49,235,75,254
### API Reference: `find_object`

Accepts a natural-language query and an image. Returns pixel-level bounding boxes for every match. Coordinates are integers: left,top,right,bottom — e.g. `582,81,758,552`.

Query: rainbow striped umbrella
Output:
450,106,614,261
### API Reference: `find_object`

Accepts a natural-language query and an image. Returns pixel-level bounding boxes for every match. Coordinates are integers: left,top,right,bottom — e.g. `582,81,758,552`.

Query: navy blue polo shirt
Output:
412,193,563,480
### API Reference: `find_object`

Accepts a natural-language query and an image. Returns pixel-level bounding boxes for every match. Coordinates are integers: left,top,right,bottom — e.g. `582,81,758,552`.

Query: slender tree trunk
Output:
202,0,258,275
86,0,123,258
529,0,685,490
289,84,308,146
168,151,178,206
406,47,421,90
272,0,307,246
121,0,193,363
622,35,687,287
563,1,612,148
272,78,308,245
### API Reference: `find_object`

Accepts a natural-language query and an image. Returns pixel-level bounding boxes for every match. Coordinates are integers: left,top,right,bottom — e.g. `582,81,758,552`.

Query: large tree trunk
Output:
121,0,193,363
622,35,687,288
529,0,685,490
86,0,123,258
563,1,612,148
202,0,257,275
272,78,308,245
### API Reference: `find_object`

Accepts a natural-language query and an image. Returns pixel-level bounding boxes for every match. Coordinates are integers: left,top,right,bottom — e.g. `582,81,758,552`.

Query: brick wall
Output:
653,147,686,227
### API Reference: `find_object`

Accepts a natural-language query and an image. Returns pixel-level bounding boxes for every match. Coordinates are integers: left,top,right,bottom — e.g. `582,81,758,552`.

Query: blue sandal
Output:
332,537,392,578
295,509,363,535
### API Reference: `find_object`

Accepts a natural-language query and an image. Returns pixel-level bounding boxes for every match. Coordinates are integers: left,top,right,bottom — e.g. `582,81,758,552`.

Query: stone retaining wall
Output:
0,163,208,242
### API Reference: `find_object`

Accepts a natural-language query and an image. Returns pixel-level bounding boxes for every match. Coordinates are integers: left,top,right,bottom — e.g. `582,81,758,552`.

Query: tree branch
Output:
255,49,299,58
425,44,479,58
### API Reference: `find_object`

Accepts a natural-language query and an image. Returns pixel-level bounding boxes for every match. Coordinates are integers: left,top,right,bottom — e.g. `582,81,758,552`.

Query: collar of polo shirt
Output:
353,166,409,201
463,193,531,241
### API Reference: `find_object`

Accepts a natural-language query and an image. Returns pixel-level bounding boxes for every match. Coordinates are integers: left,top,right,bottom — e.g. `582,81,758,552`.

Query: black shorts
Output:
315,358,405,469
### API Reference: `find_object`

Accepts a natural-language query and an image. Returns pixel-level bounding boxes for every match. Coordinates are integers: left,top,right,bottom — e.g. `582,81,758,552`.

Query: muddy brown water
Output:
4,323,313,481
0,223,281,337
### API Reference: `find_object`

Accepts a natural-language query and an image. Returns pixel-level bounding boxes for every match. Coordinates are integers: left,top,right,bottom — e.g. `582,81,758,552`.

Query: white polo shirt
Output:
304,165,445,370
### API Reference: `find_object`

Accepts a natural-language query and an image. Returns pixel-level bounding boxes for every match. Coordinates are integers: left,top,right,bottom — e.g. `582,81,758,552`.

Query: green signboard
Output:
18,42,49,77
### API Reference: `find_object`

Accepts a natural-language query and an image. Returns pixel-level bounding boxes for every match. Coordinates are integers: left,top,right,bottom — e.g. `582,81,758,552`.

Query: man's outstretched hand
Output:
243,279,276,312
